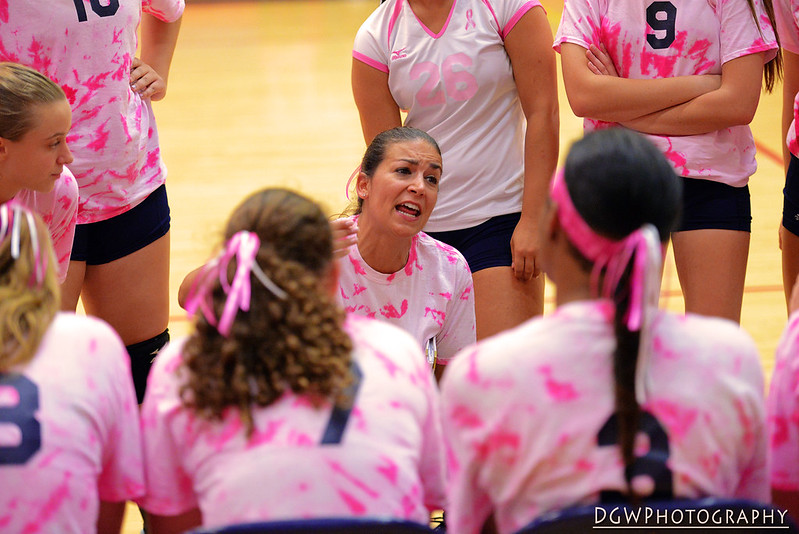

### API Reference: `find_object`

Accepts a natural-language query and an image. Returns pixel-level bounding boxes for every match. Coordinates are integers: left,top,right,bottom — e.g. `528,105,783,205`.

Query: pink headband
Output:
185,231,287,337
0,202,47,287
551,169,662,401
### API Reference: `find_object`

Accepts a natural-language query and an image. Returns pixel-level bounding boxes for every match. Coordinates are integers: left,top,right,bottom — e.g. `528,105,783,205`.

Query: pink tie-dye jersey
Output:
441,300,767,534
336,224,475,363
138,315,446,528
554,0,777,187
775,0,799,157
353,0,541,231
0,0,184,224
768,311,799,492
0,313,144,533
14,169,78,283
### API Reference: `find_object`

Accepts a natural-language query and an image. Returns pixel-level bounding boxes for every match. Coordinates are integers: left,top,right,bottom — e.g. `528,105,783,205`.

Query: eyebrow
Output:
398,158,442,171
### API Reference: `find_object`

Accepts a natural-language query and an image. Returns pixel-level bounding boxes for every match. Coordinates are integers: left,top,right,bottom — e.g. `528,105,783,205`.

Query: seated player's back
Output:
442,301,767,533
0,312,143,533
140,315,446,528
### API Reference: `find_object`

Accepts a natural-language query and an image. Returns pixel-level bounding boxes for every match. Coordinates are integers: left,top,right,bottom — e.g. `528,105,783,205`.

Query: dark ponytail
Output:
563,128,681,498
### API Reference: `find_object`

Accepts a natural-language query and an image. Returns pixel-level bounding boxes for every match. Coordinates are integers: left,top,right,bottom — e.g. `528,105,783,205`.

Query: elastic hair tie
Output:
550,169,662,402
185,231,287,337
0,202,47,287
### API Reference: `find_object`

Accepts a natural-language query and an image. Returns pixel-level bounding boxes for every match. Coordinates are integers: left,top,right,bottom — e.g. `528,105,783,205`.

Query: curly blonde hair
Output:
0,206,60,372
181,188,354,435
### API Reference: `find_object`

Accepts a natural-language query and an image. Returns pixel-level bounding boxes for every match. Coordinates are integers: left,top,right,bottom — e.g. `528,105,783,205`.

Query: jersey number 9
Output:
646,2,677,50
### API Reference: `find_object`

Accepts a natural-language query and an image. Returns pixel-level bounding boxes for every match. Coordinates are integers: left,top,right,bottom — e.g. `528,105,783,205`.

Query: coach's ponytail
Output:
182,188,353,436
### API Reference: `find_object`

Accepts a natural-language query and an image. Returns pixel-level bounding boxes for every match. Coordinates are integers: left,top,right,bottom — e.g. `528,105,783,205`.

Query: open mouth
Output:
396,202,421,218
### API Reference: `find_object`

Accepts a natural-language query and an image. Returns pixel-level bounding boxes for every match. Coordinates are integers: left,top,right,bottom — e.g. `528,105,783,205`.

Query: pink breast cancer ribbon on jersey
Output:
465,9,476,29
185,231,287,337
0,202,47,287
550,169,662,402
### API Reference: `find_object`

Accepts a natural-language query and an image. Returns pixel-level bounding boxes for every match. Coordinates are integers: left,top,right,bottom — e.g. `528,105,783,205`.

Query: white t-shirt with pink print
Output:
0,0,185,224
554,0,777,186
353,0,543,231
775,0,799,158
441,300,768,534
768,311,799,492
138,315,447,528
14,169,79,283
336,224,475,364
0,313,144,534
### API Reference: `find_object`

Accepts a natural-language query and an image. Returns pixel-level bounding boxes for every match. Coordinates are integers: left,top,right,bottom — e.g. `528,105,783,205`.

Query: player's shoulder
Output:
345,314,425,367
346,313,419,348
46,312,123,347
662,312,758,354
54,168,79,198
654,311,762,379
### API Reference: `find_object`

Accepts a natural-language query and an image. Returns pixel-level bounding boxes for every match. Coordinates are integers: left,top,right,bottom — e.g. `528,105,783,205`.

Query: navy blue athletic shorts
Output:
676,178,751,233
783,155,799,237
427,212,520,273
70,184,170,265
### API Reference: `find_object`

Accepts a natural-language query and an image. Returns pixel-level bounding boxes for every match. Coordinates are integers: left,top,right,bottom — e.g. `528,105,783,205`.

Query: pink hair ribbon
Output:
550,170,662,401
185,231,287,337
345,164,361,201
0,202,47,287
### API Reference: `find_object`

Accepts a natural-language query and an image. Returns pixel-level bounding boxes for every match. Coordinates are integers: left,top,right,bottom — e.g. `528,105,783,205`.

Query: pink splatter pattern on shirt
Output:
539,366,579,402
21,472,72,534
647,399,698,443
381,300,409,319
450,404,484,429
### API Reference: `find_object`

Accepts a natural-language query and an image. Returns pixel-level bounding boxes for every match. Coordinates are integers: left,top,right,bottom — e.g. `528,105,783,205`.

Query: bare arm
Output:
131,13,183,101
621,53,766,135
783,51,799,171
772,488,799,526
147,508,203,534
505,7,559,280
351,58,402,144
96,500,125,534
560,42,720,122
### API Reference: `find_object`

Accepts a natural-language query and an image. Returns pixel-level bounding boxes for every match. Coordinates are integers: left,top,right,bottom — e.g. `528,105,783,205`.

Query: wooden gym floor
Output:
122,0,787,530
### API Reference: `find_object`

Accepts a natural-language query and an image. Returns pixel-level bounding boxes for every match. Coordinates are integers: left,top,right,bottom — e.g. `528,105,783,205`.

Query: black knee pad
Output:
126,329,169,404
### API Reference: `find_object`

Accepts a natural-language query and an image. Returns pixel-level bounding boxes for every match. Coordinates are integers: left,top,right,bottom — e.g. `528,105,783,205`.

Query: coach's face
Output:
356,139,442,240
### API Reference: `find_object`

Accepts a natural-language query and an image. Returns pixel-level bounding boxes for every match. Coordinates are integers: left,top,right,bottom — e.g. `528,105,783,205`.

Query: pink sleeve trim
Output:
353,51,389,73
552,35,591,54
501,1,543,39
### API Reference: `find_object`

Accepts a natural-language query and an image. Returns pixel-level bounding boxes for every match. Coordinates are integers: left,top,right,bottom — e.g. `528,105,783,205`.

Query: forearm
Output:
521,105,558,223
140,13,182,84
560,43,720,122
782,51,799,171
621,54,765,136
